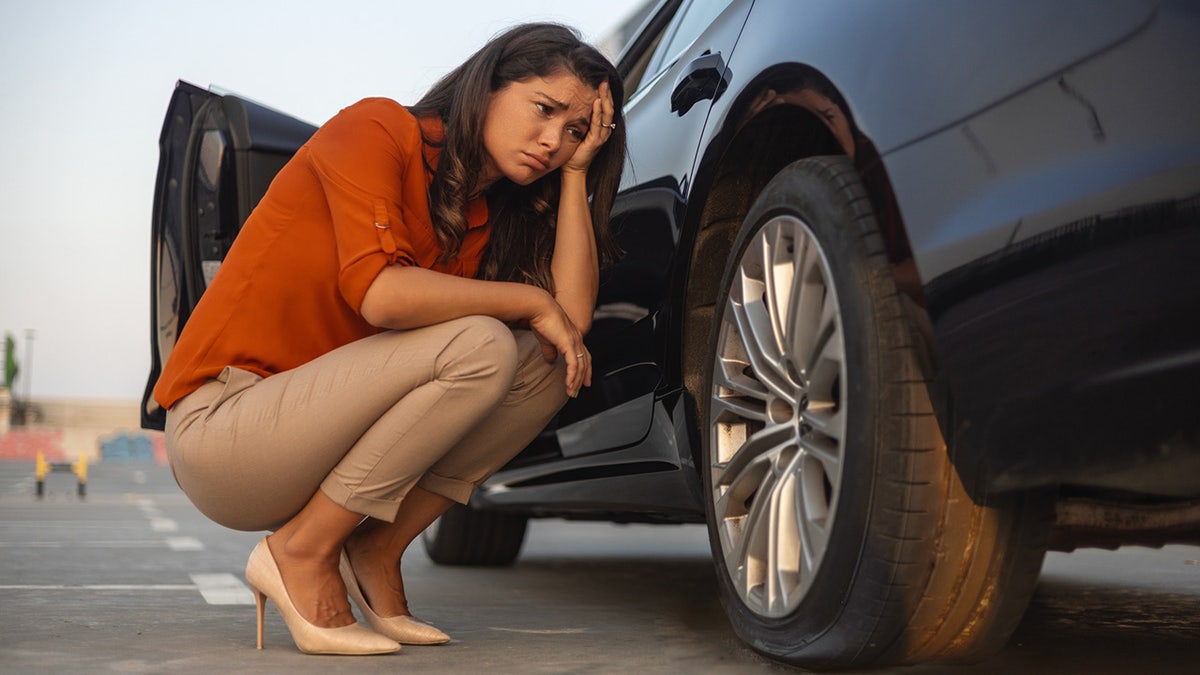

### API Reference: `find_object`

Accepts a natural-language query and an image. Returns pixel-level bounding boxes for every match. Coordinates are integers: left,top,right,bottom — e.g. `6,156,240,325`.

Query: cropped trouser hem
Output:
319,471,475,523
414,472,476,506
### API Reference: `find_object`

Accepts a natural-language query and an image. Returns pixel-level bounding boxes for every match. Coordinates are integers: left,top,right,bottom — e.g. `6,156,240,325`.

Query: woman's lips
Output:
523,152,549,171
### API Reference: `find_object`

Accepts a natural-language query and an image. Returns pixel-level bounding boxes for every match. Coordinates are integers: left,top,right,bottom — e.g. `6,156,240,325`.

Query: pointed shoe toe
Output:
291,622,403,655
339,552,452,645
380,615,452,645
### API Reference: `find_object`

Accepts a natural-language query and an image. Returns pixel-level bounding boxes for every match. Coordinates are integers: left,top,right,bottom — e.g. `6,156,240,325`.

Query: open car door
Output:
141,81,316,429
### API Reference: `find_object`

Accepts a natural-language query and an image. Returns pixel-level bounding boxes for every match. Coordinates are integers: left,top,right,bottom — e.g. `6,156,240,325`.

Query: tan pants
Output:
164,316,567,532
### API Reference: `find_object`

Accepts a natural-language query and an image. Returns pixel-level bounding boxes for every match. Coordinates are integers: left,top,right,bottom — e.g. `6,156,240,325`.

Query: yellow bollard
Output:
74,454,88,497
35,450,49,497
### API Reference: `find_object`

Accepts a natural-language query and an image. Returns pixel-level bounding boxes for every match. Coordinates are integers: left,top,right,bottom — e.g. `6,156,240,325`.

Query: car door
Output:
474,0,752,511
141,81,316,429
606,0,749,387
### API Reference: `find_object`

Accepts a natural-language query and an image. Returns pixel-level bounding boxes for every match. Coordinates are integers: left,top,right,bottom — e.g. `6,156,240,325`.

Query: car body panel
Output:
476,394,704,520
679,0,1200,500
785,0,1157,154
882,2,1200,497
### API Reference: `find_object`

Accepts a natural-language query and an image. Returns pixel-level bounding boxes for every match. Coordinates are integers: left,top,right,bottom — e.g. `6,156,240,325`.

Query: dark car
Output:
143,0,1200,668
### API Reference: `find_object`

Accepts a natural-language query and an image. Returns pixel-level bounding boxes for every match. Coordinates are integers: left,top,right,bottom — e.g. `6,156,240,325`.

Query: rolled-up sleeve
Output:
305,98,427,313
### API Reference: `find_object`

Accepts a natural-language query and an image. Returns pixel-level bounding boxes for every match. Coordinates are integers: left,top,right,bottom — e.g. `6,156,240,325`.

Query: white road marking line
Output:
190,573,255,605
1,574,255,606
131,497,201,550
149,517,178,533
0,540,165,548
0,584,196,591
165,536,205,551
0,522,150,529
488,627,588,635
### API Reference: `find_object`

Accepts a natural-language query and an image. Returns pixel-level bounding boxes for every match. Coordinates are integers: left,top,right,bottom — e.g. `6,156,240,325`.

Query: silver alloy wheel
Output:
709,214,847,618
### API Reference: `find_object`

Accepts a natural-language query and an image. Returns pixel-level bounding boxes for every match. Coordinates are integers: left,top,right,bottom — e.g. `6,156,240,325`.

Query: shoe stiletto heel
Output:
339,551,451,645
244,538,400,655
254,588,266,649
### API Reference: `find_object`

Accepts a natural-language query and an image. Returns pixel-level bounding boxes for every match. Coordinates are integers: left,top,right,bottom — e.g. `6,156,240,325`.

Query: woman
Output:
153,23,625,655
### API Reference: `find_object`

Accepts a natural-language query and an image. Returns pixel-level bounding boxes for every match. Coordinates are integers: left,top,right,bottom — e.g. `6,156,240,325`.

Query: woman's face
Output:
478,71,597,190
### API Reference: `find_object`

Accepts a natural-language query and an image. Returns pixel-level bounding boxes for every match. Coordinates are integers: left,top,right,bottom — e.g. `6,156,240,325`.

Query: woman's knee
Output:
438,315,520,388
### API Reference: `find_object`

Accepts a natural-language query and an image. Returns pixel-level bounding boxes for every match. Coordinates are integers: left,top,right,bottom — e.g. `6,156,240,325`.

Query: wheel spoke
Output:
713,445,771,522
711,395,766,427
795,454,830,580
797,426,840,475
765,470,783,613
711,352,770,426
794,482,816,578
762,223,794,369
731,266,792,403
787,234,825,378
799,301,834,382
713,354,769,402
715,422,791,490
804,306,843,396
769,454,803,614
731,465,774,592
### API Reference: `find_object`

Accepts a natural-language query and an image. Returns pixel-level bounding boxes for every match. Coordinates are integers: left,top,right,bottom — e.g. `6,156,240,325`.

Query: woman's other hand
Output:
562,80,615,176
528,293,591,398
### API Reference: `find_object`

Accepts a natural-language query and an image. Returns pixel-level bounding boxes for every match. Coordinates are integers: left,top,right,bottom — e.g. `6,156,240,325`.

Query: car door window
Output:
645,0,735,78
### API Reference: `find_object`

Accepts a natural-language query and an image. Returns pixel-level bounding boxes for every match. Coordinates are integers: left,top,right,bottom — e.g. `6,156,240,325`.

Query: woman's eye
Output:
567,128,585,141
535,103,552,115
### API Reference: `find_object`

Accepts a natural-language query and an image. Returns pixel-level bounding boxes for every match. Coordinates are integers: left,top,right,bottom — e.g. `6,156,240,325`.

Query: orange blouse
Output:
154,98,490,410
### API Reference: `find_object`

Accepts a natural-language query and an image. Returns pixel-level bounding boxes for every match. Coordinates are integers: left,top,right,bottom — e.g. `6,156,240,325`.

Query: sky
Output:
0,0,648,402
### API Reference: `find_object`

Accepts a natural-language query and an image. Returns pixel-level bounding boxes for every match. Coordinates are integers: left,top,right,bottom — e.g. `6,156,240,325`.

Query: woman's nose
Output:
538,125,562,153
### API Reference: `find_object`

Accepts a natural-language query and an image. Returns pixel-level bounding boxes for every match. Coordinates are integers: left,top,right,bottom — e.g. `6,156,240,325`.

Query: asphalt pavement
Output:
1,460,1197,674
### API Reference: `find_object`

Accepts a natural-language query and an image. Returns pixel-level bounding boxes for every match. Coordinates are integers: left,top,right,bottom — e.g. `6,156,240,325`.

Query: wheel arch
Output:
678,63,930,425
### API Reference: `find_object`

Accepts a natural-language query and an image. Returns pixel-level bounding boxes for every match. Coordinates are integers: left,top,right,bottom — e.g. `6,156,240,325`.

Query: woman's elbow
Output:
570,310,593,336
361,265,424,329
557,294,595,336
360,276,404,329
359,294,392,329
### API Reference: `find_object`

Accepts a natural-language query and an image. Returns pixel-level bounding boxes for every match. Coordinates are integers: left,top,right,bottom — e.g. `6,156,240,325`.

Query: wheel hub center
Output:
767,398,793,425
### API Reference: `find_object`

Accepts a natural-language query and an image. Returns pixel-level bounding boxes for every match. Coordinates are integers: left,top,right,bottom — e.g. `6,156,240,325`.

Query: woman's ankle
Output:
343,545,410,617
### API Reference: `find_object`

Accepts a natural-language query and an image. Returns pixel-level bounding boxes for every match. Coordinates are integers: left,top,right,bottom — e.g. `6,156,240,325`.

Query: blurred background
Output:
0,0,650,458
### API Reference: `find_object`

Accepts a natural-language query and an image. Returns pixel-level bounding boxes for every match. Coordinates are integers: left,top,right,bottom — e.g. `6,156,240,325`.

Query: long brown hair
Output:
408,23,625,291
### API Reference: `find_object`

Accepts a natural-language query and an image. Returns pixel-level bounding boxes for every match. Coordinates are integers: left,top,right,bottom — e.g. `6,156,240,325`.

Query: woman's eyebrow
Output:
535,91,591,126
534,91,569,110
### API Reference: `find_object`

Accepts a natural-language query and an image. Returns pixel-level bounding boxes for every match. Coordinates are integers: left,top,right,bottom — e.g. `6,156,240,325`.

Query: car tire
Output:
702,155,1052,669
421,503,529,566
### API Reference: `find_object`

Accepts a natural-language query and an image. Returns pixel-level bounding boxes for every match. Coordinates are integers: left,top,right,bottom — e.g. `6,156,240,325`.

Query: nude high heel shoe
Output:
339,551,452,645
244,538,400,655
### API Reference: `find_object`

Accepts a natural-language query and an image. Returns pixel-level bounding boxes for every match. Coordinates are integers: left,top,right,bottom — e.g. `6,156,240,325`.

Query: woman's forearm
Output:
361,263,591,397
551,169,600,333
361,265,551,330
